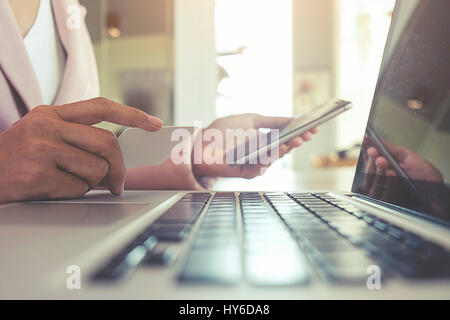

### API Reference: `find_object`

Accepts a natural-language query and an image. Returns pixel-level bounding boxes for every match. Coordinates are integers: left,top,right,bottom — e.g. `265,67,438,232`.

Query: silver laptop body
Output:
0,0,449,299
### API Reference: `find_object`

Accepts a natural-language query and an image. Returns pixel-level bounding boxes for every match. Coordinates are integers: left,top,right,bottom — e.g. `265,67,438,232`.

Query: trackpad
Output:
49,190,178,204
0,203,146,226
0,191,178,226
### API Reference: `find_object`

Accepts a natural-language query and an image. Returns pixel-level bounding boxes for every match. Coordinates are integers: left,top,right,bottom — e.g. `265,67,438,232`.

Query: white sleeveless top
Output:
24,0,66,105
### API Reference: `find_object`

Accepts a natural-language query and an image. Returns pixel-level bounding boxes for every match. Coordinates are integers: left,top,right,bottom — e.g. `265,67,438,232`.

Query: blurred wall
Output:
80,0,174,124
293,0,334,70
174,0,217,126
291,0,338,170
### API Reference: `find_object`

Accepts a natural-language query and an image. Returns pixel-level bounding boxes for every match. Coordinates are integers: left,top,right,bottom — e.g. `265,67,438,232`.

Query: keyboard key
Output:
242,217,280,224
206,210,235,217
293,227,335,238
194,236,238,248
326,220,368,230
197,228,237,237
245,250,310,285
386,225,405,240
180,193,210,201
348,210,366,218
373,242,450,278
289,223,331,234
157,202,205,224
298,231,343,243
319,251,380,283
402,232,424,249
148,224,191,241
94,245,149,280
244,239,299,253
281,215,320,222
348,229,392,247
203,215,235,223
313,208,349,214
214,192,235,198
373,220,389,231
338,204,360,211
277,209,311,216
142,247,177,266
361,215,375,225
339,226,380,239
201,220,236,229
93,232,158,281
179,247,242,284
308,239,356,253
244,224,286,233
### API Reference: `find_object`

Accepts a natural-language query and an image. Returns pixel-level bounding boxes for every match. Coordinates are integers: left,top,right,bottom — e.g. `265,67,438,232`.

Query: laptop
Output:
0,0,449,299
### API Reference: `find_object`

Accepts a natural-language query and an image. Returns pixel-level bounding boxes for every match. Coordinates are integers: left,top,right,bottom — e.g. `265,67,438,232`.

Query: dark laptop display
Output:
353,0,450,224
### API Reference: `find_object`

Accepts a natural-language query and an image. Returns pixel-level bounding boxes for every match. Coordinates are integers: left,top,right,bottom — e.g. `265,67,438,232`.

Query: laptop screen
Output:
352,0,450,225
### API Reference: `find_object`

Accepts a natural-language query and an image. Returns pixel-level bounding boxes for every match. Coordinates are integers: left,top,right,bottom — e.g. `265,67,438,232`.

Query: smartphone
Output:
232,98,352,164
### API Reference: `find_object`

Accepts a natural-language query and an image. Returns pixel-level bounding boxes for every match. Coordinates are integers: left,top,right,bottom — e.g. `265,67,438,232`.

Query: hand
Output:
363,142,443,198
0,97,162,203
192,113,317,179
366,143,443,182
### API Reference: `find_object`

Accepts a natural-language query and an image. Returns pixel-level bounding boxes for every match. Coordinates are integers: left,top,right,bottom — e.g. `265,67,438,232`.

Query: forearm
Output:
124,127,220,190
124,159,205,190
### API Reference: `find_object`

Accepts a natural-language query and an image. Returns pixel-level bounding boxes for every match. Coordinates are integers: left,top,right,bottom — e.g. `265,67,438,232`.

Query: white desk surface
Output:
213,166,356,192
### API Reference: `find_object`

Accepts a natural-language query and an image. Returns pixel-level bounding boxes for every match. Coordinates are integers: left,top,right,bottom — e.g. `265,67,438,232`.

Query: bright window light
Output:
215,0,293,119
335,0,395,148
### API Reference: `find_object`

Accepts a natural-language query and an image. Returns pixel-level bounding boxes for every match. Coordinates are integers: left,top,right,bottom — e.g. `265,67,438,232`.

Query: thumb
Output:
382,140,409,161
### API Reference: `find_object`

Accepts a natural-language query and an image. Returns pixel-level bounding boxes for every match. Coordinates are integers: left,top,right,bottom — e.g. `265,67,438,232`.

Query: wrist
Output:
125,158,204,190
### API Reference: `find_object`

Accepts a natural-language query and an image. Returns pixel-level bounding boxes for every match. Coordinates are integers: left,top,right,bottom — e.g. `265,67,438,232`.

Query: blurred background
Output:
80,0,395,178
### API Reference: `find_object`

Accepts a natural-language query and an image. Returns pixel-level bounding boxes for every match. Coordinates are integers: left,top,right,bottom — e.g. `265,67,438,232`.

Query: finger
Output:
382,169,396,201
52,143,110,189
386,169,396,177
375,156,389,170
278,144,290,158
386,144,409,161
367,147,379,159
369,166,386,198
286,137,303,149
363,151,377,193
301,131,313,141
376,139,408,161
310,127,319,134
54,97,163,132
46,169,90,200
255,115,292,129
57,122,125,195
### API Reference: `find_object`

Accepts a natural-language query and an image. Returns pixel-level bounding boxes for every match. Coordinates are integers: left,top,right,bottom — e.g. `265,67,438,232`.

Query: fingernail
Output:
149,116,163,128
112,181,124,195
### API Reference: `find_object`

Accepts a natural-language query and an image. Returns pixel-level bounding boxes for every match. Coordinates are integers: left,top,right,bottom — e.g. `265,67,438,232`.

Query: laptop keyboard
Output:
93,192,450,285
93,193,210,280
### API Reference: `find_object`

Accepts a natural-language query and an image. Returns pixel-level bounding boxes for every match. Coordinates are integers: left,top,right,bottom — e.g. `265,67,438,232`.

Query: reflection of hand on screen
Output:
367,143,443,183
362,140,444,207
